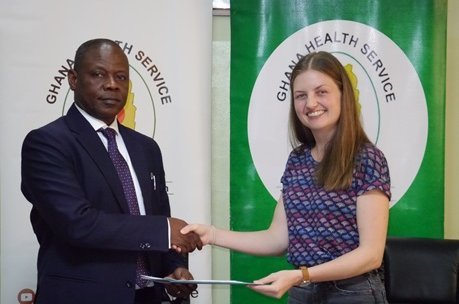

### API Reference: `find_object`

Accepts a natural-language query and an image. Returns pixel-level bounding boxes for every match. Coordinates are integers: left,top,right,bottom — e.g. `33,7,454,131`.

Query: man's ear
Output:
68,69,77,91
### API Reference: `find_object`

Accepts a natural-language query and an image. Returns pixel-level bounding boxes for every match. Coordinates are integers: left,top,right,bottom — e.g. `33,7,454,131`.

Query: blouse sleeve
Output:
354,145,391,200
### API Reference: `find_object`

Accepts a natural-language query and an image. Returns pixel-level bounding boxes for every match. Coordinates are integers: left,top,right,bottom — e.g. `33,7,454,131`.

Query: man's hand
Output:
164,267,198,299
169,217,203,253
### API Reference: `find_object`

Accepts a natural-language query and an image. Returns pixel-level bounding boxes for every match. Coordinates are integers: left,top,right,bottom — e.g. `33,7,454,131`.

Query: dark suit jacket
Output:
21,104,185,304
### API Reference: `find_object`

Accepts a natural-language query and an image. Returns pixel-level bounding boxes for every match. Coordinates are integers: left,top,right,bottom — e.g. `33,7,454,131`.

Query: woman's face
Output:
293,69,342,139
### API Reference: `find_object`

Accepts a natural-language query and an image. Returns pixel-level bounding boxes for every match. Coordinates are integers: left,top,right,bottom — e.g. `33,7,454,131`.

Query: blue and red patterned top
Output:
281,143,391,267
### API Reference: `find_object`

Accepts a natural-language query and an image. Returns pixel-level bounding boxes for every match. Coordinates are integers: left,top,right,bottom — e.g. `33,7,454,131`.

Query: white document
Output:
141,275,264,286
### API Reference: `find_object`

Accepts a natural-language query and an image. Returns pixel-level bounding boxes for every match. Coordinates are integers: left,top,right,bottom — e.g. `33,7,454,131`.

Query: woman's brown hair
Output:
288,51,370,190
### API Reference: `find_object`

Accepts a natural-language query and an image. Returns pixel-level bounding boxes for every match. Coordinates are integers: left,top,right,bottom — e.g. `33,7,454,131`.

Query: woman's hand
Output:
180,224,216,246
249,269,302,299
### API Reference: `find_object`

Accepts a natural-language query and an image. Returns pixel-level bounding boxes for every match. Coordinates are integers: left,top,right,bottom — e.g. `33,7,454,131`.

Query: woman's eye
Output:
295,93,306,99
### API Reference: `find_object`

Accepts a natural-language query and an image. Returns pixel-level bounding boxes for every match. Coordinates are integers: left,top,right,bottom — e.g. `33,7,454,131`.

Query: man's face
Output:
68,43,129,125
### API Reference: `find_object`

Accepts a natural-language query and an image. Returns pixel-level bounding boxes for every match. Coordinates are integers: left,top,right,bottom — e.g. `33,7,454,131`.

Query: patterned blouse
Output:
281,143,391,267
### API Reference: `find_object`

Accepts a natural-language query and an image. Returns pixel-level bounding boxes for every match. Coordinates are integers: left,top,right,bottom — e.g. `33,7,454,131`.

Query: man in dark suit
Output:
21,38,202,304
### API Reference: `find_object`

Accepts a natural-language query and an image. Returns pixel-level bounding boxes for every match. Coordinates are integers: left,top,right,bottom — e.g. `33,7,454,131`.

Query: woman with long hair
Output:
183,51,391,303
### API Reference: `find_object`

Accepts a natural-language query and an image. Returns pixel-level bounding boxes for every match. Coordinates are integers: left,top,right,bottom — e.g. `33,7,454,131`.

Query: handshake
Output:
169,217,203,253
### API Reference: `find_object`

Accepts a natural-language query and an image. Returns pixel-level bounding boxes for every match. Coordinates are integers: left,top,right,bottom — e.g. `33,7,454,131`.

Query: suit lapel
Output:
64,104,130,214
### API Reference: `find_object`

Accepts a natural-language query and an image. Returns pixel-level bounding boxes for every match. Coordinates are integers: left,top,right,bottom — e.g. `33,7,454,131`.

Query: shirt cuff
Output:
167,218,171,248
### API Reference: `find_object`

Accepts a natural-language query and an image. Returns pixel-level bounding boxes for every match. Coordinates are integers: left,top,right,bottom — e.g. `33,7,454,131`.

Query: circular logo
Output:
17,288,35,304
248,20,427,206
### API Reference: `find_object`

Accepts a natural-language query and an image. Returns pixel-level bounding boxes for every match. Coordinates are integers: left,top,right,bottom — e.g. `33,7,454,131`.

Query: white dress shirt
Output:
75,104,146,215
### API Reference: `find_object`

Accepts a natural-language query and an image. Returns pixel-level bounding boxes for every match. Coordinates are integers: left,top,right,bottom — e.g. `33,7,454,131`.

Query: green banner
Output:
230,0,446,303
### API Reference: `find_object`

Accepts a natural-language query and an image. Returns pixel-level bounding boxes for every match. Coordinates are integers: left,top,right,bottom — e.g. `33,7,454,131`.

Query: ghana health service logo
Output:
248,20,428,207
45,40,173,138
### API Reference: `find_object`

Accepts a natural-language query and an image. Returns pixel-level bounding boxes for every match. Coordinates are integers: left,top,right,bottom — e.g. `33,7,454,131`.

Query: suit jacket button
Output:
126,281,133,288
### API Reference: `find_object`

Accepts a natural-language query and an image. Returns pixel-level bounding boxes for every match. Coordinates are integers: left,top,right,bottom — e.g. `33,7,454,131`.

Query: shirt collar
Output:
74,103,120,133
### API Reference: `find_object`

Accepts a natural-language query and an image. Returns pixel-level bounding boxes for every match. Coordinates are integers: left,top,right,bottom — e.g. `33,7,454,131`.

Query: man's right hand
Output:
169,217,203,253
